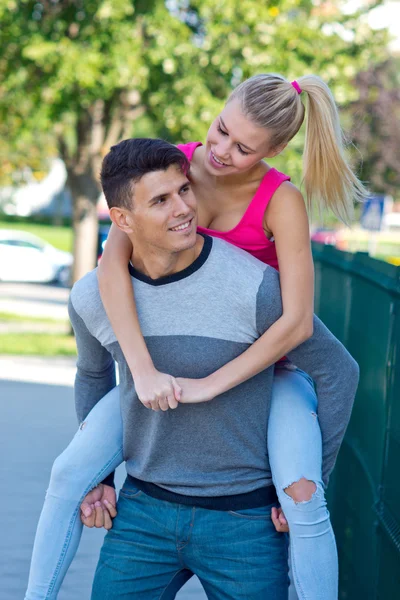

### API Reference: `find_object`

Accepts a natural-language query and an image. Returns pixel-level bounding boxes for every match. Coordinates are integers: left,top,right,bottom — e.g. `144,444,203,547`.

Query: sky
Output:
343,0,400,52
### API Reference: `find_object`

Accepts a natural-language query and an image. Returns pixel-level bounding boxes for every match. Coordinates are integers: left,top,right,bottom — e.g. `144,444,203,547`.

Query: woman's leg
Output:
268,364,338,600
25,386,123,600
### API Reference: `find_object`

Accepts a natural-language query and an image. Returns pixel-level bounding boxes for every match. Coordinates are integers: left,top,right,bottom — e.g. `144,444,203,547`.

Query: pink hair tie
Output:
291,80,302,94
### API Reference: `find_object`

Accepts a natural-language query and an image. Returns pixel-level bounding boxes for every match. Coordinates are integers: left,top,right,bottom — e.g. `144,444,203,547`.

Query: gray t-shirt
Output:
69,235,358,497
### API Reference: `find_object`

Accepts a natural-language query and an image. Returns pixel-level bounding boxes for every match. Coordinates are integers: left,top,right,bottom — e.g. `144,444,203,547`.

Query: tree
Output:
0,1,391,280
146,0,389,189
348,57,400,197
0,0,206,280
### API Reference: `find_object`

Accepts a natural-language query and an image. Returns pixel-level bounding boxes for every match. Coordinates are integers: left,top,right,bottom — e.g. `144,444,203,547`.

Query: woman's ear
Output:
267,143,287,158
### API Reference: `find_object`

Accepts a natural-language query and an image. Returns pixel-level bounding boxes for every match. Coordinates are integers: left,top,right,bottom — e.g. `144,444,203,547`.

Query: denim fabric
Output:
26,367,338,599
269,363,338,599
25,386,124,600
91,477,289,599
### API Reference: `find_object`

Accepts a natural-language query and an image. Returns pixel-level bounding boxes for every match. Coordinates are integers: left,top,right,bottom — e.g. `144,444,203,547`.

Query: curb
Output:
0,355,76,386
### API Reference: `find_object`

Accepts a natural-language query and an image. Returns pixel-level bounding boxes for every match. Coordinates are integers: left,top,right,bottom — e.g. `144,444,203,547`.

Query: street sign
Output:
360,195,386,232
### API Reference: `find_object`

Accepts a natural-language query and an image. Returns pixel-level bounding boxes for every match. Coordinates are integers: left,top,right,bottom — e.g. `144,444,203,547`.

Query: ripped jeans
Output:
270,362,338,600
25,363,337,600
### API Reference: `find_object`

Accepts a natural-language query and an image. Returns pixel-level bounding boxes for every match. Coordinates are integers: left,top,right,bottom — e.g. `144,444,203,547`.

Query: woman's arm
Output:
178,183,314,400
97,224,181,409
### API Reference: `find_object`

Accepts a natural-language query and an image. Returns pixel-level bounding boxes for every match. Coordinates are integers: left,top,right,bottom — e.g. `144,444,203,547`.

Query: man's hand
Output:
134,369,181,411
271,506,289,533
175,377,215,404
80,484,117,530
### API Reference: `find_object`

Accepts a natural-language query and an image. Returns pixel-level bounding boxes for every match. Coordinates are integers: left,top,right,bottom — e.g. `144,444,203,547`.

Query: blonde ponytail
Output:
298,75,367,224
228,73,367,224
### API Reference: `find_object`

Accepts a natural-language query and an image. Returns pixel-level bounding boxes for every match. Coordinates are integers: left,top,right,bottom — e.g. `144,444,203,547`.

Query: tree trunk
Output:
51,190,64,227
69,170,100,283
62,93,139,284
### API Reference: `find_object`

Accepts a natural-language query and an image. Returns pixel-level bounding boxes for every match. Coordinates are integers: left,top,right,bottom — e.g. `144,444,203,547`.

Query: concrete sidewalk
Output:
0,321,69,334
0,282,69,320
1,356,297,599
0,355,206,599
0,355,76,385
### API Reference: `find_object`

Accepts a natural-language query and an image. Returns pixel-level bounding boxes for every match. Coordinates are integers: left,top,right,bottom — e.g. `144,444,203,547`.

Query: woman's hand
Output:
176,377,215,404
135,369,182,411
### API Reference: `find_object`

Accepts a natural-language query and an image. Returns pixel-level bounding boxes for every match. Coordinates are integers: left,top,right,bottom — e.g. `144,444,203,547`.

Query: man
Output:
69,138,358,599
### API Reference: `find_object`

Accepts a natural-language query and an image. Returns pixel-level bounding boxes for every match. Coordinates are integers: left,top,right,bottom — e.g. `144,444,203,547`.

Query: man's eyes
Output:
154,188,189,204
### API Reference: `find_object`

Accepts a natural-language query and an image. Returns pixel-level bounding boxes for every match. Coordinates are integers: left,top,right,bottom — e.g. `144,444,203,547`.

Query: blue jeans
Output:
25,365,337,599
270,363,338,599
91,477,288,599
25,387,124,600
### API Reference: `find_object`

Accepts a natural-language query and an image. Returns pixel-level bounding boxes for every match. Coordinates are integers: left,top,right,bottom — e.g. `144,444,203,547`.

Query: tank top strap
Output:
177,142,203,162
243,168,291,227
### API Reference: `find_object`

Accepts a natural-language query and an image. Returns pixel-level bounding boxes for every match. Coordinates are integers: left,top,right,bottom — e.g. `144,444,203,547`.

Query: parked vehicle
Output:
97,224,111,263
0,229,72,285
311,228,338,246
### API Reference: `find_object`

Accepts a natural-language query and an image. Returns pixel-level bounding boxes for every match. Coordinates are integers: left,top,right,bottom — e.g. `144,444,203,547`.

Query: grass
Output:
0,333,77,356
0,311,75,356
0,311,67,323
0,220,73,252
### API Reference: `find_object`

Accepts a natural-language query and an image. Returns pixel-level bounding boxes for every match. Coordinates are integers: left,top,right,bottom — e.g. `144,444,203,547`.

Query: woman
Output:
26,73,364,600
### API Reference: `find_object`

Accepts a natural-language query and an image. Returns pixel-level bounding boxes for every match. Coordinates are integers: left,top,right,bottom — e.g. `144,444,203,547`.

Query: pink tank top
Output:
178,142,290,271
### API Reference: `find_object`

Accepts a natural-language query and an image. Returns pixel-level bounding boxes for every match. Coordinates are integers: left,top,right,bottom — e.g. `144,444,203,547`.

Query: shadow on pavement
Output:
0,379,205,600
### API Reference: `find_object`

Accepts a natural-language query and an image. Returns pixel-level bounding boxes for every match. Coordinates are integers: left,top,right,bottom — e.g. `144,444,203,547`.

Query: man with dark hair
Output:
68,138,358,598
100,138,190,210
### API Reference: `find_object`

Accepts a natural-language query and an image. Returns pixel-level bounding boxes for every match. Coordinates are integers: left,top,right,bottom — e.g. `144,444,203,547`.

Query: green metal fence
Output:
312,242,400,600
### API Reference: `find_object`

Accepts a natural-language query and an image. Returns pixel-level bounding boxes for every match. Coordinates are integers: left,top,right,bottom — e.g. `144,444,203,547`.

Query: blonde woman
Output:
26,74,363,600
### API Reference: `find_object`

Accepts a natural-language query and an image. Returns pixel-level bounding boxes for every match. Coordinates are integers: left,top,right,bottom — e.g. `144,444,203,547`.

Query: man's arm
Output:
68,297,116,423
256,268,359,487
285,318,359,486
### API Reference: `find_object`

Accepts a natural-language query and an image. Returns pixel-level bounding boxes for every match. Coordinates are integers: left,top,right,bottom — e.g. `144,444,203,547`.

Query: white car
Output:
0,229,73,285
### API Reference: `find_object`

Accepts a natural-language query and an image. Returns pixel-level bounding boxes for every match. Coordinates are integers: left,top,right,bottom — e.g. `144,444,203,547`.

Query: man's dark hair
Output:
100,138,190,210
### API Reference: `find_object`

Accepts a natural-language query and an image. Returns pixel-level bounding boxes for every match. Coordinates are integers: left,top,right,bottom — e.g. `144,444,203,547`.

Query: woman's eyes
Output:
217,124,228,136
217,124,249,155
237,146,249,156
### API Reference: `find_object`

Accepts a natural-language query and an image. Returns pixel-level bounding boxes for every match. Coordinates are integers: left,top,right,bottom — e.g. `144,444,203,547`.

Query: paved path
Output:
0,356,206,600
0,282,69,320
0,321,69,334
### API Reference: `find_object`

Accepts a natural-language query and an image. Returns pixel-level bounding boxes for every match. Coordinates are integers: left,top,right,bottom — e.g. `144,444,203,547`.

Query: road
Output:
0,356,206,600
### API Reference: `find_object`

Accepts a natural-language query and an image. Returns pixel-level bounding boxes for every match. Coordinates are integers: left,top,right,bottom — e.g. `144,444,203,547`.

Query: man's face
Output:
125,165,198,253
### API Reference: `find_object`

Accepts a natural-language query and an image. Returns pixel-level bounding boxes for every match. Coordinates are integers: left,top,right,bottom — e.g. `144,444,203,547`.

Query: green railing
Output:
312,242,400,600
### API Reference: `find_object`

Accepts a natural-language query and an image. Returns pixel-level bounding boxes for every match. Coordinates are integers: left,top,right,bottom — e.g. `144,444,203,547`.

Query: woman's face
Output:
204,98,274,176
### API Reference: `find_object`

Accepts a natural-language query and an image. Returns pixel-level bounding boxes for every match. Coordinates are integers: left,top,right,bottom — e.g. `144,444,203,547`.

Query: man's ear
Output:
109,207,135,234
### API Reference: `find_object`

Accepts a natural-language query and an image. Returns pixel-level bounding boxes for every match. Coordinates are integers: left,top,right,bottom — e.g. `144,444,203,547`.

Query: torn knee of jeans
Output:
79,421,87,430
283,478,317,504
